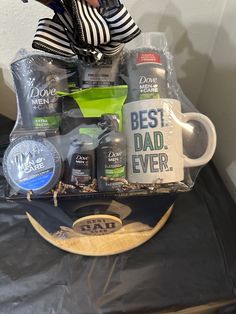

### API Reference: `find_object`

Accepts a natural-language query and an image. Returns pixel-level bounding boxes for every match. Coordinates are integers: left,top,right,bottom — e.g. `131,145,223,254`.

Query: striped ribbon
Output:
32,0,141,61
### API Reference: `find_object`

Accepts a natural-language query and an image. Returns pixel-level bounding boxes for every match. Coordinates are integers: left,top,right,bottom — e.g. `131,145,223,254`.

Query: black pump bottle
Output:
97,114,126,192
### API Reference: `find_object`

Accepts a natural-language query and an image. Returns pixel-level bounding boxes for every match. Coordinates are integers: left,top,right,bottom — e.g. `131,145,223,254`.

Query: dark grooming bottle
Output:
97,115,126,192
126,49,168,102
65,134,95,186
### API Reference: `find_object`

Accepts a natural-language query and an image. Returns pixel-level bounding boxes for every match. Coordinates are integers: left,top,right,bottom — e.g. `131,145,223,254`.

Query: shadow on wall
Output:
135,1,212,106
198,26,236,201
0,68,16,120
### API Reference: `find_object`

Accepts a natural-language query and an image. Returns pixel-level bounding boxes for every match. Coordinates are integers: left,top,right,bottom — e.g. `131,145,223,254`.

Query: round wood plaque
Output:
27,204,174,256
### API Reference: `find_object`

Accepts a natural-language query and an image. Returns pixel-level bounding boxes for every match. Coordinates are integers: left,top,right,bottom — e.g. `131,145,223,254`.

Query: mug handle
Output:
182,112,217,168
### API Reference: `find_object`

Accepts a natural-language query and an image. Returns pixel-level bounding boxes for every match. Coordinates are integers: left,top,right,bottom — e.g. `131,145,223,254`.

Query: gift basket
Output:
2,0,217,255
3,33,216,201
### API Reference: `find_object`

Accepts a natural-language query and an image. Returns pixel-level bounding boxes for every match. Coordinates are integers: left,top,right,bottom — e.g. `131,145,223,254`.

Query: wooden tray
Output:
27,204,174,256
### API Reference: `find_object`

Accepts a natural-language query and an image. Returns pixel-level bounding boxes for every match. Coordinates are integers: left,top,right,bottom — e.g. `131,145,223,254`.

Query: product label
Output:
105,150,125,174
30,74,59,113
139,75,161,99
105,166,125,178
82,68,114,88
100,148,126,190
79,127,103,139
80,58,118,88
71,154,92,185
6,140,56,191
138,67,167,100
129,51,168,100
33,115,61,128
137,52,161,64
29,73,62,127
19,170,54,190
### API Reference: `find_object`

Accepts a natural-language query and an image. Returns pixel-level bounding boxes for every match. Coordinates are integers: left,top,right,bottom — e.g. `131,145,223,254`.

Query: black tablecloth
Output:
0,116,236,314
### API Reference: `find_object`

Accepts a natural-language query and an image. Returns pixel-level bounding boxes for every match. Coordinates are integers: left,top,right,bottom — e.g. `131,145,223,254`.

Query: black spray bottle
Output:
65,134,95,186
97,114,126,192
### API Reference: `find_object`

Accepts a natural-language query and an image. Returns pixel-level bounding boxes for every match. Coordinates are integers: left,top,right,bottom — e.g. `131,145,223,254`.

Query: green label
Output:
33,116,61,128
105,166,125,178
139,93,160,100
80,127,102,139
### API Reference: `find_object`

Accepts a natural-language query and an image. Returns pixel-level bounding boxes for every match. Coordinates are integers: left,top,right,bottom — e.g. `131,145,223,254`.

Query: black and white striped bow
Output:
32,0,141,62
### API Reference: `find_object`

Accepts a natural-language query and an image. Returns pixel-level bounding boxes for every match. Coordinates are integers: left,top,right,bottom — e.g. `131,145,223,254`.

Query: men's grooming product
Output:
78,55,121,89
60,108,101,136
3,135,62,195
63,85,128,130
97,114,126,192
64,135,95,186
11,54,76,129
124,49,168,102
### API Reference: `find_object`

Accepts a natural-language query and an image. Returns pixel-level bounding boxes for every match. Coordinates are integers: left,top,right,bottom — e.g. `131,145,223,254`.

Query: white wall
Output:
0,0,235,201
198,0,236,202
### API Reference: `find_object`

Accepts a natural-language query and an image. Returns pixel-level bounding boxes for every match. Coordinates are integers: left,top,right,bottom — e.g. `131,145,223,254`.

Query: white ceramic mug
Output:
123,98,217,184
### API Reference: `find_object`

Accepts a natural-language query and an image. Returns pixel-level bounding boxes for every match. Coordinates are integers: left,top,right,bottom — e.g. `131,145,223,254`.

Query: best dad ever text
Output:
130,108,169,174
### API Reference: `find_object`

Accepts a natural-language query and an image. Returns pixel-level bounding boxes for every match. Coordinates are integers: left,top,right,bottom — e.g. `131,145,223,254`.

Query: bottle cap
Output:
101,114,120,131
70,134,95,150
